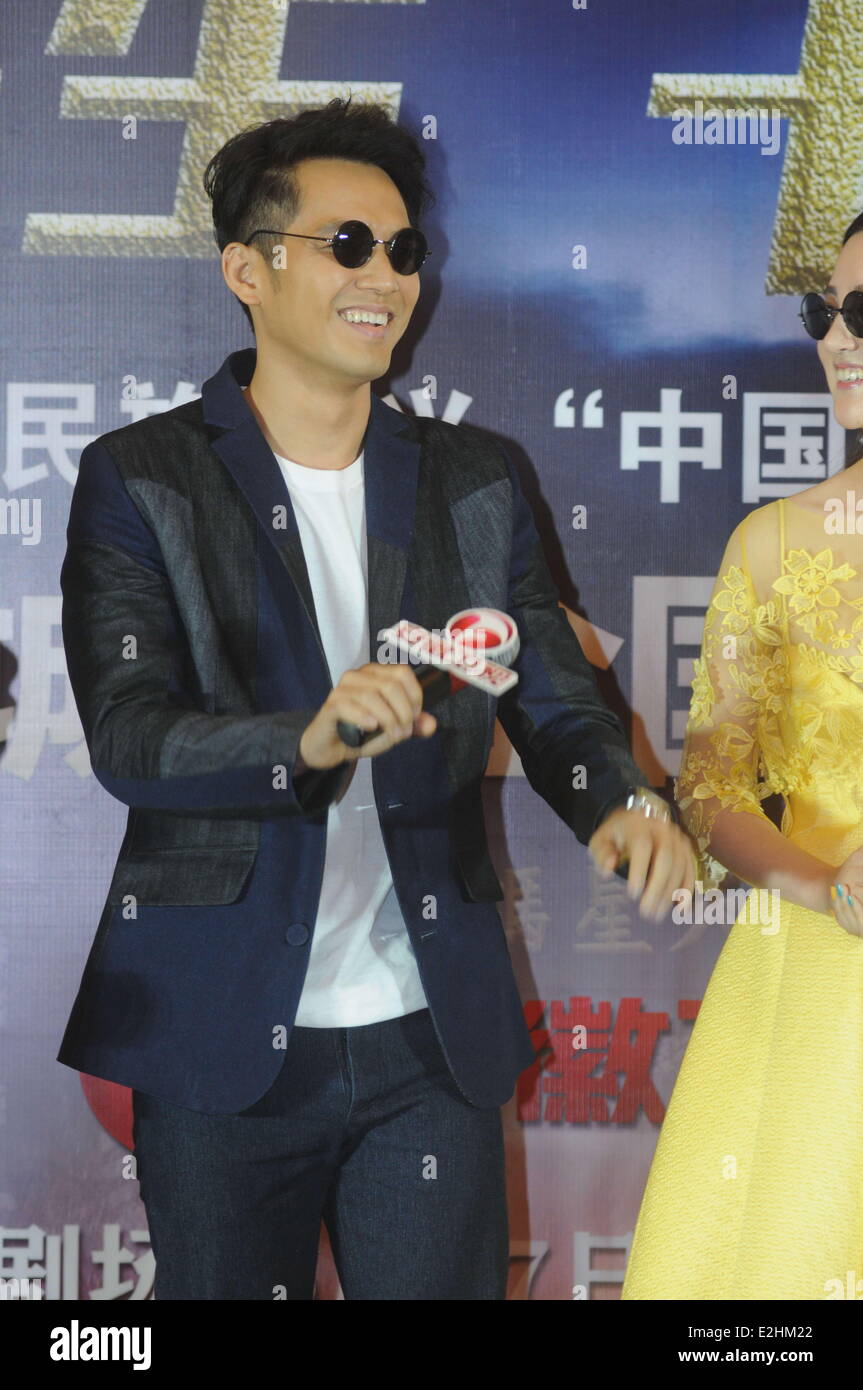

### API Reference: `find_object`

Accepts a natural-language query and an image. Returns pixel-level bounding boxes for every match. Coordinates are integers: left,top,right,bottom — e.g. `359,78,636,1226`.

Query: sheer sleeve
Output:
674,510,788,888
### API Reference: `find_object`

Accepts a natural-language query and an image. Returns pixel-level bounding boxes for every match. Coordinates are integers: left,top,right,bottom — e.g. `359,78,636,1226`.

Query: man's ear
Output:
222,242,263,313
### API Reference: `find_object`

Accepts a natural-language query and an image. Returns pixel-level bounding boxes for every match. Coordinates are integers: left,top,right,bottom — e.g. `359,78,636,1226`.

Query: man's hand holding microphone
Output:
297,662,436,772
297,607,516,771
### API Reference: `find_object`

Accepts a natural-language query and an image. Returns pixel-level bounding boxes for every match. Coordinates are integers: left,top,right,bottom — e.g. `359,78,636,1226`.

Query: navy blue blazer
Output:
57,347,644,1112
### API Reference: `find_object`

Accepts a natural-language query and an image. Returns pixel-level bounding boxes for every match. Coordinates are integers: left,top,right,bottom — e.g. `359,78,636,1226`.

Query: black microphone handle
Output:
336,664,453,749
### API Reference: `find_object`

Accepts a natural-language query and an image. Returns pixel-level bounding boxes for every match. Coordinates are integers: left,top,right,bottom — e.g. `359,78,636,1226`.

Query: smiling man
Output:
57,98,695,1301
231,155,423,471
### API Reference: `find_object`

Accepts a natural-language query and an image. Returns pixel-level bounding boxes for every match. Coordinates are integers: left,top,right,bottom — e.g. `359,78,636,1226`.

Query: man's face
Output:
240,157,421,384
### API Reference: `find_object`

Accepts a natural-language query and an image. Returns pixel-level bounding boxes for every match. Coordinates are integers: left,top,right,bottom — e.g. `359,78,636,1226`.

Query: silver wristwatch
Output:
624,786,673,822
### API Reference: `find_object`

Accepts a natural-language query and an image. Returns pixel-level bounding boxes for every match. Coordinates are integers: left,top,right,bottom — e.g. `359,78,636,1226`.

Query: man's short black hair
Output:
203,96,435,333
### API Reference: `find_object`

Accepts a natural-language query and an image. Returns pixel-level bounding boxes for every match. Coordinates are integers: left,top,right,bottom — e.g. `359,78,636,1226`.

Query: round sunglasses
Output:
799,290,863,340
246,220,430,276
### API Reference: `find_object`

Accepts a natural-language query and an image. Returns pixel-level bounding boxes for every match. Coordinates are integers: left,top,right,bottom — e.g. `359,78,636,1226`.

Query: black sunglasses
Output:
799,290,863,340
246,220,430,276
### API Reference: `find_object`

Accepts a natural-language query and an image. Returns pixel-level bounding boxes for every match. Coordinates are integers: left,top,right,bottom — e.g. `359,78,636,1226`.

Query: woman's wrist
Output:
791,862,835,916
758,856,835,915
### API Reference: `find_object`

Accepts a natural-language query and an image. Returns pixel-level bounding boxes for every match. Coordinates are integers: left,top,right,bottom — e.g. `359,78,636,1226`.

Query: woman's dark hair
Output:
203,96,435,332
843,212,863,245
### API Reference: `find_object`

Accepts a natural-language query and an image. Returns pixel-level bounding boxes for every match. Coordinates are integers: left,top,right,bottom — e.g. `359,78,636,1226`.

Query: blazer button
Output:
285,922,309,946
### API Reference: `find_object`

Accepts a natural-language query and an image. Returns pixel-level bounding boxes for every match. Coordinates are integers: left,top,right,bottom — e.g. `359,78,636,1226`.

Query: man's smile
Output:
337,305,394,339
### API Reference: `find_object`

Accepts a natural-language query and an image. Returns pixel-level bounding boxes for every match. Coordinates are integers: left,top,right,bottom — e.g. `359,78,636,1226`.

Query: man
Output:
58,98,695,1300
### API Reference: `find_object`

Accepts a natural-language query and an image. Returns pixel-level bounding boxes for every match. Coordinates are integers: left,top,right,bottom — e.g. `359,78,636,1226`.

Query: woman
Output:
621,213,863,1301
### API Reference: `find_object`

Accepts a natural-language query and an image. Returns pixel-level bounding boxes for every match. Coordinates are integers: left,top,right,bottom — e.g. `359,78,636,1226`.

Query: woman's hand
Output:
829,846,863,939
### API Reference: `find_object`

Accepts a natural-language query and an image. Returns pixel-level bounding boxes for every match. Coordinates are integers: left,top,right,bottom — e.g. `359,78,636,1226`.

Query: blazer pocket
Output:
106,847,257,907
454,841,504,903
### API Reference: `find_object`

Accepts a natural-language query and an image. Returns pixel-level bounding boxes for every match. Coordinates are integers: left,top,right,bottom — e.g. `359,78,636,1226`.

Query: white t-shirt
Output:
273,446,429,1027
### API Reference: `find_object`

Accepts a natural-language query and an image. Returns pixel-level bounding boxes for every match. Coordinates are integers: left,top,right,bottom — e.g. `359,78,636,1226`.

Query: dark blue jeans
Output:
131,1007,508,1299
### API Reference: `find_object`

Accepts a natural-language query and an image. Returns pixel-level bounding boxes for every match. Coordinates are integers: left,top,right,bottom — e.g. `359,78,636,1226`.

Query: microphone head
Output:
444,608,520,669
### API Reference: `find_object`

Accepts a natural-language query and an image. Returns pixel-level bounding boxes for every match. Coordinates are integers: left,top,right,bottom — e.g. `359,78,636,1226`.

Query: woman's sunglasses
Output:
799,290,863,340
246,220,430,276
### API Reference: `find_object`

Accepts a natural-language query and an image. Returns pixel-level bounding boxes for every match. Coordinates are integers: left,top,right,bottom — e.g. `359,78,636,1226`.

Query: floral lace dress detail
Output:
675,497,863,885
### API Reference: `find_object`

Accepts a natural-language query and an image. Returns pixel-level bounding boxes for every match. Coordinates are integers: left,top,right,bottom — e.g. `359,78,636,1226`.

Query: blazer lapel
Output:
363,391,420,662
201,348,420,687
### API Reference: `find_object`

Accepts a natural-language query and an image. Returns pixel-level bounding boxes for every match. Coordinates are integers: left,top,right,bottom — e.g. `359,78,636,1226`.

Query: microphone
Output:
336,608,520,749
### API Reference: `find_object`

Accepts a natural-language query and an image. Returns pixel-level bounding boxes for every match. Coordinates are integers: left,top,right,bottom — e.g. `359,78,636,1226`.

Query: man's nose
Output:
356,242,398,285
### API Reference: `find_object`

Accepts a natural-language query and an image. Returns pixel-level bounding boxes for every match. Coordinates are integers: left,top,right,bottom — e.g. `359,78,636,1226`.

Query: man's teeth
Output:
837,368,863,383
339,310,388,325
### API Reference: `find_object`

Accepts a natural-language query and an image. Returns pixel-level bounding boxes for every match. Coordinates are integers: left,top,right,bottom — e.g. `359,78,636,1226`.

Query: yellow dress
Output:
622,495,863,1301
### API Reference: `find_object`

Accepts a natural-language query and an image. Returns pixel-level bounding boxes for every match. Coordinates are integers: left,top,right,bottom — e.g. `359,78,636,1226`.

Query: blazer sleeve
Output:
60,439,350,817
494,447,650,846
